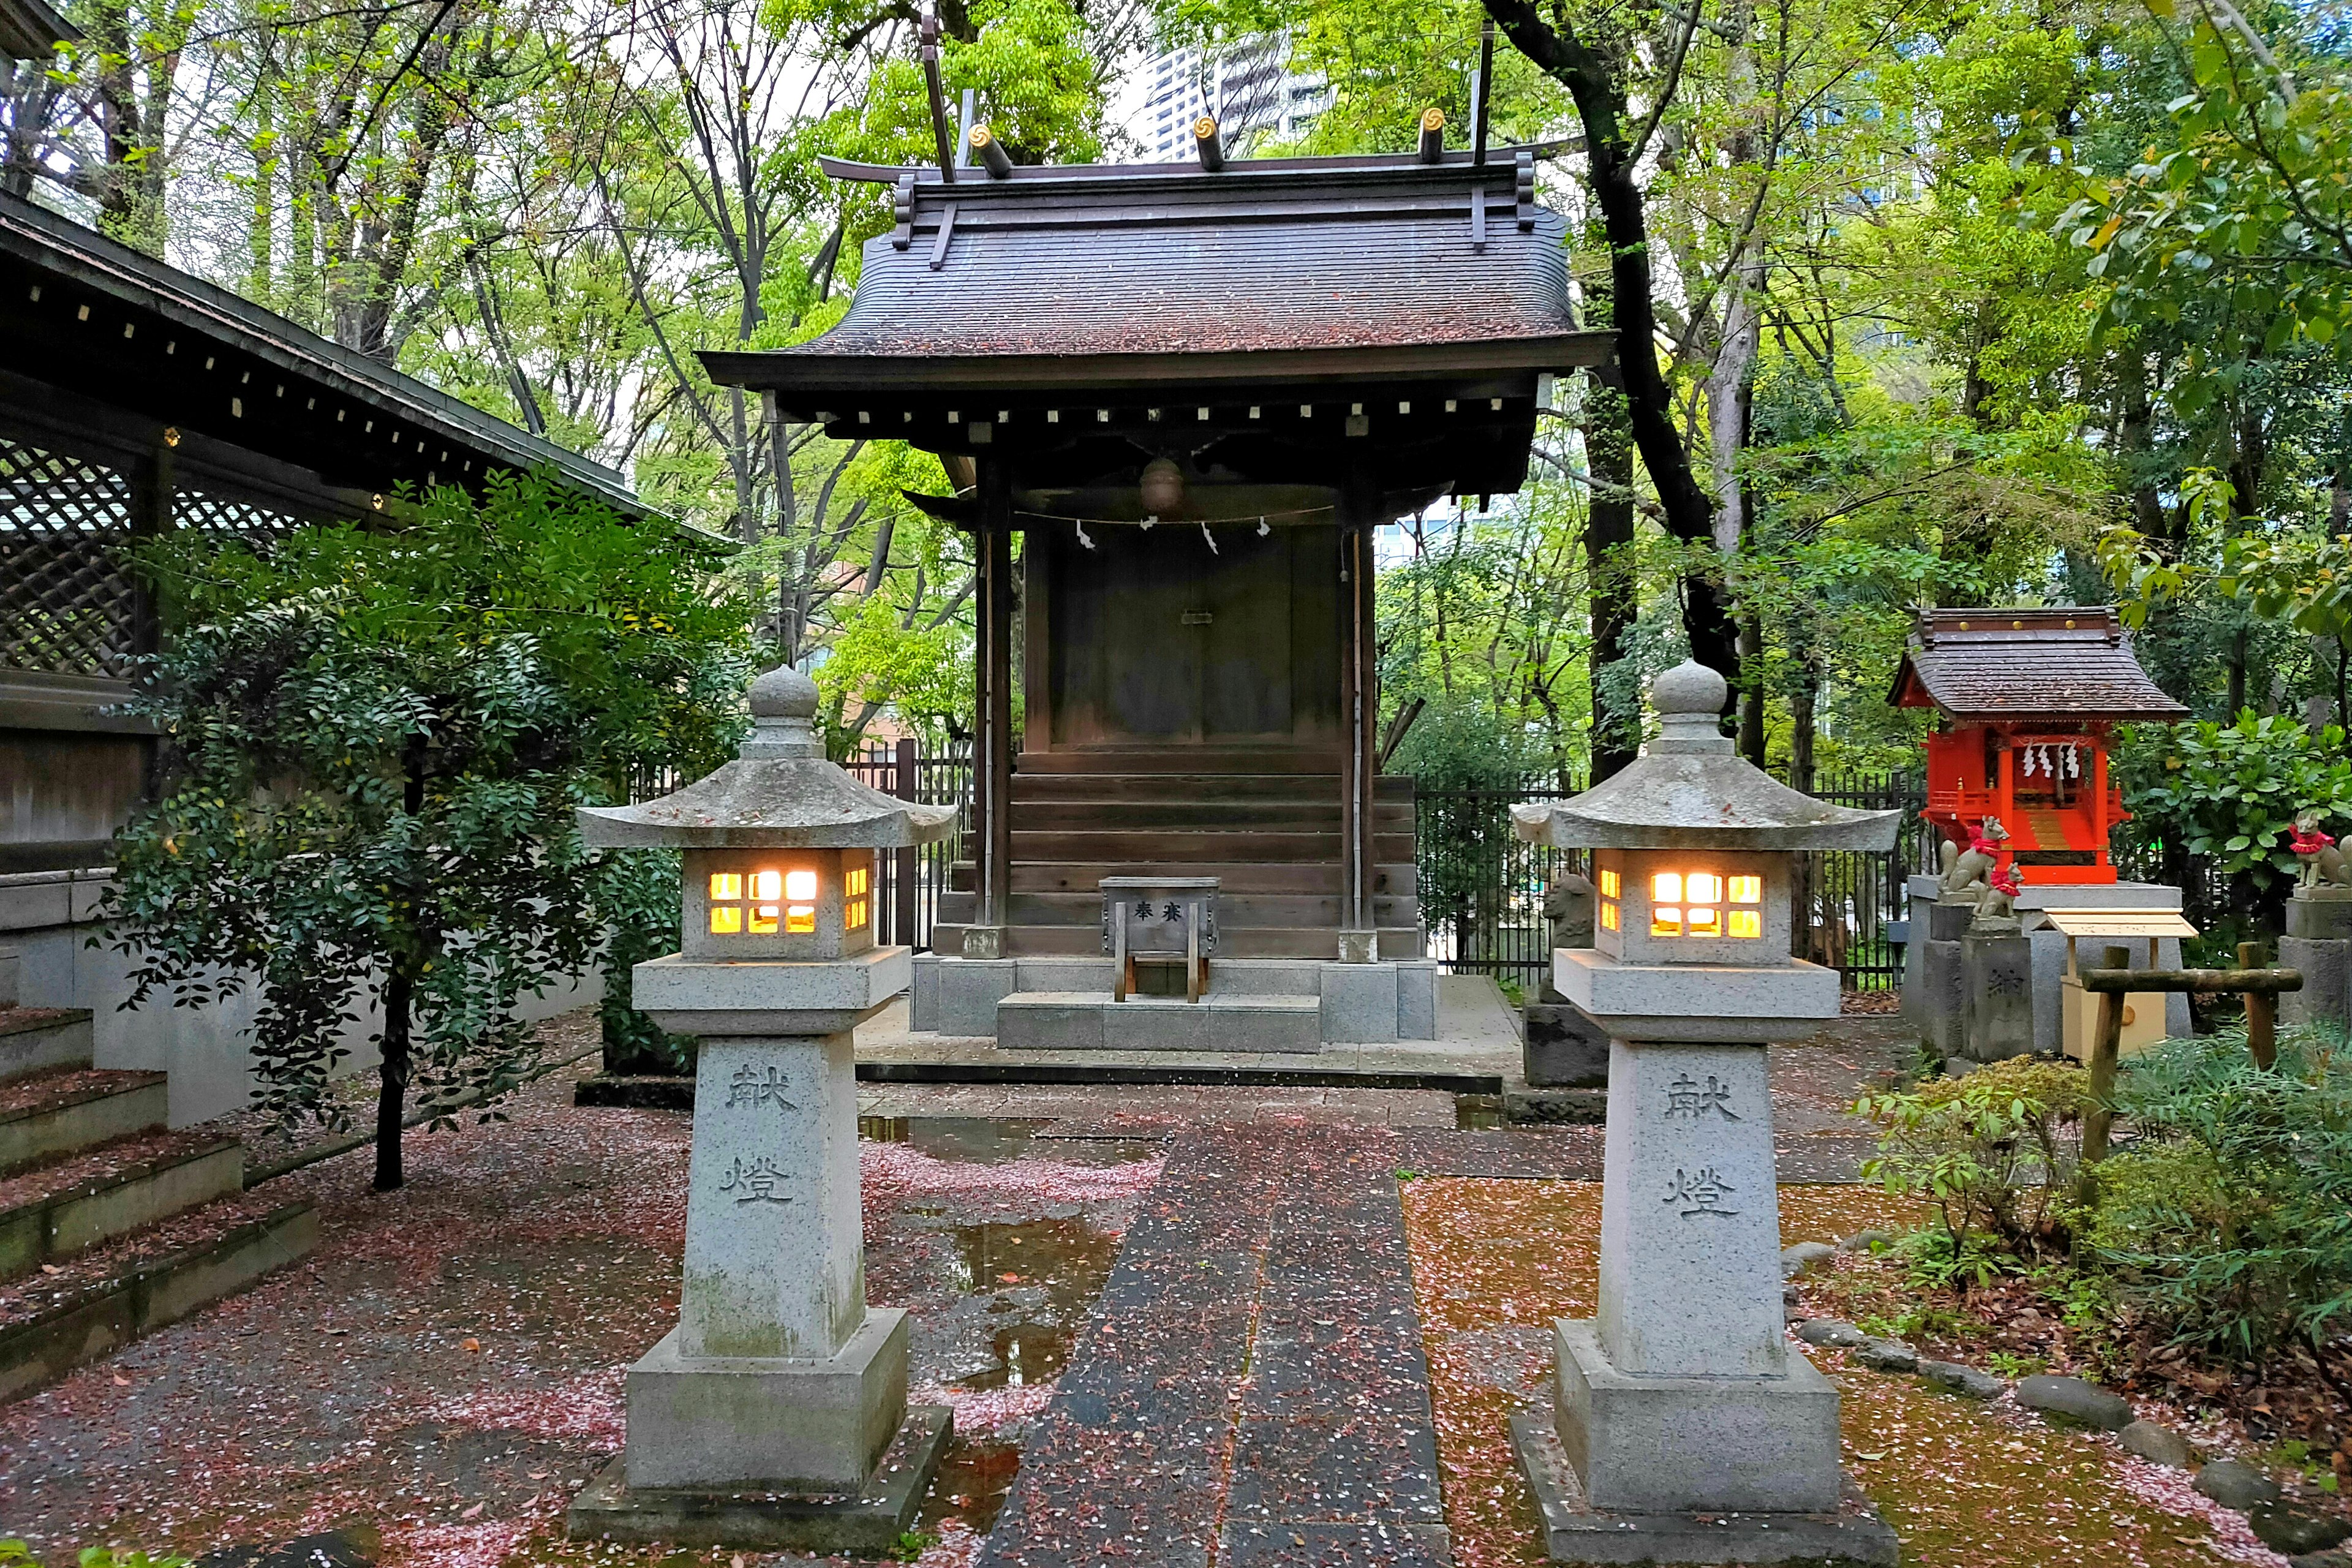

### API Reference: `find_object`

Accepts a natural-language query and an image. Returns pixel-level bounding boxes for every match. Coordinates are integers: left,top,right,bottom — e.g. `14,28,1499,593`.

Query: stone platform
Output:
1511,1412,1899,1565
861,973,1521,1091
912,954,1440,1047
998,991,1322,1052
567,1403,951,1553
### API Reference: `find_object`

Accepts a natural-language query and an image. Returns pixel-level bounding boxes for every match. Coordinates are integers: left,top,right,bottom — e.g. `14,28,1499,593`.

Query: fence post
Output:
894,737,919,948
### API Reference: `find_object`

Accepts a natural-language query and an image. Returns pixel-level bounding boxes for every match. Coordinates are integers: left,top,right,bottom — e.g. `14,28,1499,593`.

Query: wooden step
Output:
0,1191,317,1402
992,924,1424,959
0,1069,170,1174
1005,861,1419,895
0,1128,243,1279
1009,831,1415,865
1008,800,1412,831
0,1009,93,1085
1007,891,1418,927
1009,772,1416,800
1017,748,1346,775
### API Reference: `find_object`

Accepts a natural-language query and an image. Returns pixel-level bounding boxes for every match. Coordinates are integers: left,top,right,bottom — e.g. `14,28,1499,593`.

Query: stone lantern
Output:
1509,662,1901,1566
566,665,959,1552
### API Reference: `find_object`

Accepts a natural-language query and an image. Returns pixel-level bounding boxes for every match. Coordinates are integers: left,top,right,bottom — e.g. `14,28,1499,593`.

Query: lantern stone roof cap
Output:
577,665,959,851
1512,660,1900,852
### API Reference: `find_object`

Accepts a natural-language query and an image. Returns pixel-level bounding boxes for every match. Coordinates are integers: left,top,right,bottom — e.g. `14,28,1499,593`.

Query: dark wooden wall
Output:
1027,522,1341,753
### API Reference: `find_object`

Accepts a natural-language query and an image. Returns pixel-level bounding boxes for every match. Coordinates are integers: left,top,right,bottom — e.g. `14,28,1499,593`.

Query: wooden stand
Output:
2079,943,2304,1166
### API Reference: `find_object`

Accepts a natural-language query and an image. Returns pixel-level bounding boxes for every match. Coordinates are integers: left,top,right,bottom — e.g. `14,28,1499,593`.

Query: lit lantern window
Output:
1599,868,1621,899
1729,875,1761,904
709,872,742,901
1652,872,1683,903
750,902,779,935
1652,906,1682,937
753,870,783,901
709,905,743,934
1686,905,1721,937
1728,909,1762,938
1686,872,1721,905
785,869,818,902
1600,902,1619,931
844,865,870,933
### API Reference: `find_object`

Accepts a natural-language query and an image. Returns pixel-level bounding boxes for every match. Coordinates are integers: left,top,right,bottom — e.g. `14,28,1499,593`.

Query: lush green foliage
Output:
1856,1057,2090,1284
2115,714,2352,885
104,475,751,1182
2086,1028,2352,1355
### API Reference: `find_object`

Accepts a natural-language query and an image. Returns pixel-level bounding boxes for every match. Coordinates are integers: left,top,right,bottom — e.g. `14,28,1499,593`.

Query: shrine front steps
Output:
930,921,1427,962
0,1007,95,1085
997,991,1324,1053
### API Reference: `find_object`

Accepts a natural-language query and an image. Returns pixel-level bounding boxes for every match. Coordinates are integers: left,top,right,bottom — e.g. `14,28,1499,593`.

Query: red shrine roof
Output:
1890,608,2188,725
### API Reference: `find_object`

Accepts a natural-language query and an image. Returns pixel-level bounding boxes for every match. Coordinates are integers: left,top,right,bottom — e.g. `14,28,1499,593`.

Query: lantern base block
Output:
568,1402,949,1553
620,1310,910,1493
1512,1409,1897,1566
1553,1318,1844,1516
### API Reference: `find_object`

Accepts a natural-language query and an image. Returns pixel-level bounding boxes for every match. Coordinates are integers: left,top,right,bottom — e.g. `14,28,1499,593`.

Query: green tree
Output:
104,473,751,1189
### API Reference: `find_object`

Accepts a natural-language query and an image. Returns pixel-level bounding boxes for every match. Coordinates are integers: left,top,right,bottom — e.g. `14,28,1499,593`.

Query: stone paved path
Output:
979,1123,1447,1568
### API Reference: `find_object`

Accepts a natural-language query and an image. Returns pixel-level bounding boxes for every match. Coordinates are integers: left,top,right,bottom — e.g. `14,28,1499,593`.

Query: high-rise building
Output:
1125,34,1332,162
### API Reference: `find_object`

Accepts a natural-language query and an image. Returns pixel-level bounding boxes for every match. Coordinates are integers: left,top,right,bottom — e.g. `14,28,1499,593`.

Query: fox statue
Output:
2291,809,2352,889
1939,816,2011,903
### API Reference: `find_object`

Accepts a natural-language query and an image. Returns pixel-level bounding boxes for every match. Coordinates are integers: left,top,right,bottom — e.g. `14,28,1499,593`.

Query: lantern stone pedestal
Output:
1509,663,1902,1567
565,667,958,1552
2283,887,2352,1030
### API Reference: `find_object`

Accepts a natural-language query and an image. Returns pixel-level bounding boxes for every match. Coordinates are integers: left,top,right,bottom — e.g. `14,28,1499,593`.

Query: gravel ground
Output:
0,1022,1161,1568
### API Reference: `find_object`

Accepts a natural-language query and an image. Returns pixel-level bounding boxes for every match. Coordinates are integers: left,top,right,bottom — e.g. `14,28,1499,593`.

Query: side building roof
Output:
0,190,654,520
1890,608,2190,725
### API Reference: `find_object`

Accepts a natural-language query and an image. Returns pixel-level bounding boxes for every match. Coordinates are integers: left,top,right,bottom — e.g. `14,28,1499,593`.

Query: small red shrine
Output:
1891,608,2188,886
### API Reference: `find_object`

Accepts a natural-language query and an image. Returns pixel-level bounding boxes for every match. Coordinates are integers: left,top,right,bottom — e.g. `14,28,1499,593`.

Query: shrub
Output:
1856,1055,2090,1276
2082,1028,2352,1356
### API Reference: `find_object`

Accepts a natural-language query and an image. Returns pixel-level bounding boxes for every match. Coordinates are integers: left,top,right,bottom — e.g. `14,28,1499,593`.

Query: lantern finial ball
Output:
749,663,821,722
1651,660,1727,715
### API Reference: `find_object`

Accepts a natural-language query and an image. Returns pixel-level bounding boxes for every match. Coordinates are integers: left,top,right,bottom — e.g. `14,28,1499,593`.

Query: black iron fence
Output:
1415,771,1936,995
845,742,972,952
837,753,2220,992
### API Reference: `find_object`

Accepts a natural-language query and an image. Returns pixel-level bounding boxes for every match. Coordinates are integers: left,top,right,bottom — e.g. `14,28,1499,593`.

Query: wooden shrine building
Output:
1892,608,2187,885
703,127,1608,1046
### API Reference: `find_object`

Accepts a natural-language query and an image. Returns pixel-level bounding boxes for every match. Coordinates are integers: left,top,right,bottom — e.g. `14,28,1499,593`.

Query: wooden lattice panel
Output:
0,432,306,679
0,432,137,677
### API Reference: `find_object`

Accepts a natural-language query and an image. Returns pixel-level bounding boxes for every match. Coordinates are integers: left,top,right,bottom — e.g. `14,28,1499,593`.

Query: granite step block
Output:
0,1130,244,1278
996,992,1323,1054
0,1069,170,1174
0,1009,94,1085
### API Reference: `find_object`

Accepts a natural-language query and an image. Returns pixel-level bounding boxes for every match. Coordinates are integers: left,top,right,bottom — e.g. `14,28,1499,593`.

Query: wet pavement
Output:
0,1009,1920,1568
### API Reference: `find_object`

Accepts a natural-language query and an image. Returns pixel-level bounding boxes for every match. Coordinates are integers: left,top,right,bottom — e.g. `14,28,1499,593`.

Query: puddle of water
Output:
1455,1094,1506,1129
859,1114,1054,1164
920,1436,1025,1539
940,1216,1120,1390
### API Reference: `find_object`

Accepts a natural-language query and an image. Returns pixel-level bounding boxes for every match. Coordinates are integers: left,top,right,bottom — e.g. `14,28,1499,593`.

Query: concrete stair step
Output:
1007,891,1419,927
997,991,1323,1054
0,1069,171,1174
0,1128,244,1279
0,1009,94,1084
0,1186,317,1402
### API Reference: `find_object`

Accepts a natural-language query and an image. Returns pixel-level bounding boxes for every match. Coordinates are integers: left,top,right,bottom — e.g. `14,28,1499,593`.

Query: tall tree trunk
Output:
1586,361,1638,782
375,963,412,1192
375,737,427,1192
1482,0,1738,696
1738,612,1766,764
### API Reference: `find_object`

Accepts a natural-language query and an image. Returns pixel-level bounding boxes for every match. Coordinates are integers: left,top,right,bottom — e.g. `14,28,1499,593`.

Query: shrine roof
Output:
1890,608,2188,723
702,148,1607,402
